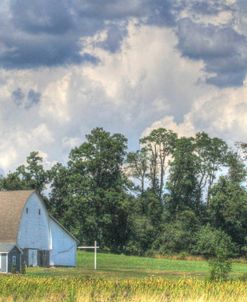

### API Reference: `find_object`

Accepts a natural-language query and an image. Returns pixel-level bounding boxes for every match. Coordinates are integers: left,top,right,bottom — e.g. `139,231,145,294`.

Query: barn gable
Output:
17,192,51,251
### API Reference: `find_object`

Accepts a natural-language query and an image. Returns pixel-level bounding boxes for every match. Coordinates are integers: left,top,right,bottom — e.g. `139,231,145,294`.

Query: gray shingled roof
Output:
0,190,34,243
0,243,19,253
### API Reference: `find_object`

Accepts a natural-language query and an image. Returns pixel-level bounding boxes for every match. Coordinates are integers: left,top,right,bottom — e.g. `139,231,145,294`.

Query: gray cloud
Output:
189,0,233,15
177,18,247,87
0,0,177,69
11,88,25,106
11,88,41,109
0,0,246,89
10,0,76,35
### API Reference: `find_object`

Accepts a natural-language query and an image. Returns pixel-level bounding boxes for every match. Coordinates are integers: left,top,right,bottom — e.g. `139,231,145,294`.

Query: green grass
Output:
26,251,247,280
2,253,247,302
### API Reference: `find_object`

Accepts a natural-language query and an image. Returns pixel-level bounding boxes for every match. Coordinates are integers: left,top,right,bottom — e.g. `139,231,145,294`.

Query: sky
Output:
0,0,247,173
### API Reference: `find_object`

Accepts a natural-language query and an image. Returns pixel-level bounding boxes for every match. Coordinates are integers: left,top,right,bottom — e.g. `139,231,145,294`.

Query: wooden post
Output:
94,241,97,270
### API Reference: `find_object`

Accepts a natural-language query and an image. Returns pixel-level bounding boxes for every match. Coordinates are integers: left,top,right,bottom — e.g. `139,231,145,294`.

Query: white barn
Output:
0,190,78,272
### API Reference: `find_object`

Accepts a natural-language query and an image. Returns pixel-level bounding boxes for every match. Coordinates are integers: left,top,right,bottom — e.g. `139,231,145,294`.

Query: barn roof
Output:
0,190,34,243
0,243,22,253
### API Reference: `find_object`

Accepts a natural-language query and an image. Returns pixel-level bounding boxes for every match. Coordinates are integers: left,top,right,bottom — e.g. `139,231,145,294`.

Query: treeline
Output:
1,127,247,258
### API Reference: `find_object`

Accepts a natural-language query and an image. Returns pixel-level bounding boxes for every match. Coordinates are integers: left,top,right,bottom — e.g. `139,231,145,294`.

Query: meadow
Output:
1,251,247,301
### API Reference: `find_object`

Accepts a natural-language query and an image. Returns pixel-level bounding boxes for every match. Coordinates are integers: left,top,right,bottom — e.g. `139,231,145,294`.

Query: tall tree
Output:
49,128,131,250
126,148,149,194
140,128,177,201
194,132,228,203
166,137,200,215
69,127,128,190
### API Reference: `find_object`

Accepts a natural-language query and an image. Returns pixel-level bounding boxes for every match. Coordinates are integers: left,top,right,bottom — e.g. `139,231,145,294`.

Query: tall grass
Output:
0,275,247,302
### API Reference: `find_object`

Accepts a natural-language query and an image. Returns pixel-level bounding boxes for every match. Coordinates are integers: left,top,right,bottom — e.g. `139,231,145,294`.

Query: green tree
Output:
0,151,48,194
126,149,149,194
193,225,235,258
49,128,131,251
140,128,177,201
166,137,200,215
194,132,228,203
153,210,199,254
208,176,247,252
69,127,127,190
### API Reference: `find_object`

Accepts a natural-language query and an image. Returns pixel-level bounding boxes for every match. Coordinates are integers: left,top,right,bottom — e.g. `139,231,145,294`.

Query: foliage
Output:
209,258,232,281
2,251,247,302
208,177,247,250
0,151,48,194
166,137,200,214
193,225,235,258
1,127,247,258
2,275,247,302
193,225,234,281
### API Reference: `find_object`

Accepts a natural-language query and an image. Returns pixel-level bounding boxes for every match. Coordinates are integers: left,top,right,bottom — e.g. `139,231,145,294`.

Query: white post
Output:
94,241,97,270
78,242,99,270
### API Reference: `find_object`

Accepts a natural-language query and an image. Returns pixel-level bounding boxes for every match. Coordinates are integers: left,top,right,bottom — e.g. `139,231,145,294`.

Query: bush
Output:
193,225,235,258
152,221,195,255
209,258,232,281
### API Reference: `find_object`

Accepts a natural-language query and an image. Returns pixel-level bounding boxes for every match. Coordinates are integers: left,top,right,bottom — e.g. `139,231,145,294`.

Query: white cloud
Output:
145,81,247,144
0,21,237,173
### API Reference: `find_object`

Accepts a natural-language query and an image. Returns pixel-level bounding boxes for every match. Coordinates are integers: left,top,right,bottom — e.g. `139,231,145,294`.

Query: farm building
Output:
0,190,78,273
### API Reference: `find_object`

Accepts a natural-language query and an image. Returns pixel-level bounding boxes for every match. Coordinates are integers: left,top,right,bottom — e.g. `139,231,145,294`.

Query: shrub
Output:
209,258,232,281
193,225,235,258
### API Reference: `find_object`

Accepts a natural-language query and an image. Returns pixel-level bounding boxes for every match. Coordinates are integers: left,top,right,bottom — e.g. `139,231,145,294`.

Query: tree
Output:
69,127,128,190
140,128,177,201
0,151,48,194
194,132,228,203
193,224,234,281
153,209,199,254
126,149,149,194
226,150,246,184
208,176,247,251
166,137,200,215
49,128,131,251
193,224,235,258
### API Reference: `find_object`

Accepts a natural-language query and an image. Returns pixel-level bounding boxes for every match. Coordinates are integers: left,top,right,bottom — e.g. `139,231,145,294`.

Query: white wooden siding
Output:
49,218,77,267
17,193,51,250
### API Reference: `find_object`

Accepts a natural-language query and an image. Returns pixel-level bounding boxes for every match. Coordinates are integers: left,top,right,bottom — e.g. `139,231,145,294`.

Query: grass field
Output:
27,251,247,279
1,252,247,301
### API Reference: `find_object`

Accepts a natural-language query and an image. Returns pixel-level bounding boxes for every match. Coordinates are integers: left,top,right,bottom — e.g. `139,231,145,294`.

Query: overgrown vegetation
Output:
1,275,247,302
1,127,247,259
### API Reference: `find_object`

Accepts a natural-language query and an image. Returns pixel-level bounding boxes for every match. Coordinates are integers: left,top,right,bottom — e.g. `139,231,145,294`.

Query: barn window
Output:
38,209,41,215
26,208,28,214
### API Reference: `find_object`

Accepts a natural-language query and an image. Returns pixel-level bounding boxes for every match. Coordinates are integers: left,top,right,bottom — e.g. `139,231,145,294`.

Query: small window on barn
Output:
26,208,28,214
38,209,41,215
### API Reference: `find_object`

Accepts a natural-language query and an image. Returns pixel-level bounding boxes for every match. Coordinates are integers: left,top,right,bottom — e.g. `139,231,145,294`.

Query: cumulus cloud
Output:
145,81,247,144
177,18,247,87
0,23,209,171
0,0,246,89
1,0,247,174
0,0,177,69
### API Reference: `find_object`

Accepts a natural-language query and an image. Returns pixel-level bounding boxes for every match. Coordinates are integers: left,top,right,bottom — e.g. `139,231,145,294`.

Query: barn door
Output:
28,250,38,266
0,254,7,272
